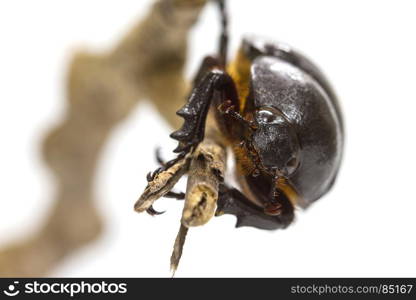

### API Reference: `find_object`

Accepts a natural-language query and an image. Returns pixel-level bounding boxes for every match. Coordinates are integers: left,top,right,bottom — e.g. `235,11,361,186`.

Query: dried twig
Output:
170,224,189,275
170,117,227,272
181,138,226,227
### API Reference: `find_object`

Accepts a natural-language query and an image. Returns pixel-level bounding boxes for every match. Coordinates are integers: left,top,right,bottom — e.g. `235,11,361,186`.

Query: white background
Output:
1,0,416,277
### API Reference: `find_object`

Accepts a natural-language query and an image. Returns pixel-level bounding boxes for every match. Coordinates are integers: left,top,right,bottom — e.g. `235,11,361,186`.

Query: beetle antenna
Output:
217,0,228,67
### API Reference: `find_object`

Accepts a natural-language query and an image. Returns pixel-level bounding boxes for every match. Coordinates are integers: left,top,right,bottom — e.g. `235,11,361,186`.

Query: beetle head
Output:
250,106,300,178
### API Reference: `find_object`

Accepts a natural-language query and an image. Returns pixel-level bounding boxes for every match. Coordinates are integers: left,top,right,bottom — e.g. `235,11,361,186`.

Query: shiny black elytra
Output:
147,0,343,230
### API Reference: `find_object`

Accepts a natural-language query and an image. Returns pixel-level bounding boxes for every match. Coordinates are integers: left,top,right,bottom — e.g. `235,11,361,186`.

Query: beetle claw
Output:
155,147,166,167
146,169,161,182
146,205,165,216
146,171,153,182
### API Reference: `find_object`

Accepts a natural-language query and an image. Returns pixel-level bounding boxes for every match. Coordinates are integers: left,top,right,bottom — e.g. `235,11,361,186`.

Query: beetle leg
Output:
218,100,243,121
218,100,257,131
141,66,231,212
139,55,236,215
170,69,237,154
146,205,165,216
216,184,294,230
135,153,191,215
192,56,220,88
154,149,185,200
146,171,153,182
164,191,185,200
154,147,187,173
216,0,228,67
155,147,166,167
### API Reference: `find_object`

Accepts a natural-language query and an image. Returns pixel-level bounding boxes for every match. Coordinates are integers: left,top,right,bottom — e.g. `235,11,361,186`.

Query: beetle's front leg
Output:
216,184,294,230
170,69,237,153
136,69,237,216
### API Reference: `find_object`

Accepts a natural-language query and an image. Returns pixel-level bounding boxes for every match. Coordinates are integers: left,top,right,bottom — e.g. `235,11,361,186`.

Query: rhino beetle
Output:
141,0,343,230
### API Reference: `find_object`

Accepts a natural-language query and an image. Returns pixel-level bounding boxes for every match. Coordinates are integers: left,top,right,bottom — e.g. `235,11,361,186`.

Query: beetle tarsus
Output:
146,168,161,182
164,191,186,200
146,171,153,182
